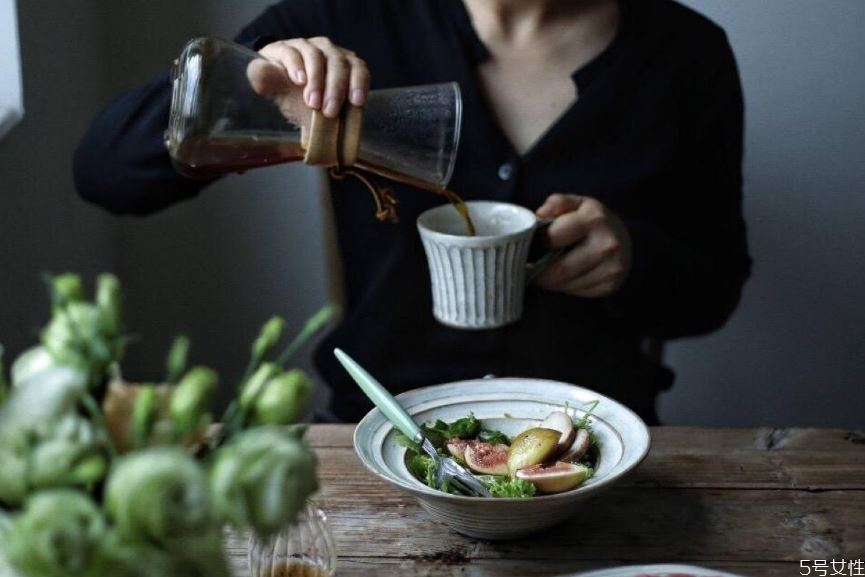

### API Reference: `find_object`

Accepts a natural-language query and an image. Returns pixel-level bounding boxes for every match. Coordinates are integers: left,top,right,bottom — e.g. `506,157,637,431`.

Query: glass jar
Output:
247,501,336,577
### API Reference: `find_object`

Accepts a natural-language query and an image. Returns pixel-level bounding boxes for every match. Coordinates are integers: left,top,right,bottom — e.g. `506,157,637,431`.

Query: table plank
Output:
307,425,865,455
228,426,865,577
308,427,865,490
229,555,800,577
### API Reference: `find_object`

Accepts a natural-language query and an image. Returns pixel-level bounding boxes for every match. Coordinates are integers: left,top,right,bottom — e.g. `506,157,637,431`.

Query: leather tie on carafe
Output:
301,105,399,223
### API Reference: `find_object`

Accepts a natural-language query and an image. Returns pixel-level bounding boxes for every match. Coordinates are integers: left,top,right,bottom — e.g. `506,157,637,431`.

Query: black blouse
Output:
74,0,751,424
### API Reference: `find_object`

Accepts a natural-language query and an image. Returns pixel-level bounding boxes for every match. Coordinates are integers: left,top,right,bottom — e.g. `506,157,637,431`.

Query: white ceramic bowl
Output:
353,377,651,540
559,565,747,577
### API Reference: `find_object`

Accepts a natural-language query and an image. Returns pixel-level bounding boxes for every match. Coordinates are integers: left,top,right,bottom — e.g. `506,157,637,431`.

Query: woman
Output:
74,0,751,424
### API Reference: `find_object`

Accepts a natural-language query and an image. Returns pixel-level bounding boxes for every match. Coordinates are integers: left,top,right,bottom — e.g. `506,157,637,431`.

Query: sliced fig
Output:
516,461,592,494
540,411,576,456
445,438,469,461
507,427,561,476
464,442,509,476
560,428,591,463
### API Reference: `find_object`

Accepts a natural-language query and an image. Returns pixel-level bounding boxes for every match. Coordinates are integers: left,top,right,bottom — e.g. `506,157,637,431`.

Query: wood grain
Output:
229,426,865,577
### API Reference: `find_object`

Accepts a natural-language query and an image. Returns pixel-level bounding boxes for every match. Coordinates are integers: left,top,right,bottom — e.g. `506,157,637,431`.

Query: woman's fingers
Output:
347,55,370,106
536,193,584,220
532,194,632,298
246,59,292,98
258,43,306,85
258,38,370,116
533,242,605,289
309,37,354,118
557,257,626,296
277,39,324,109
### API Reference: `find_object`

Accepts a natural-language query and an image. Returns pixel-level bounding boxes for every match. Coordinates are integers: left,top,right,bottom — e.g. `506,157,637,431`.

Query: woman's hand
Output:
256,37,370,118
534,194,632,298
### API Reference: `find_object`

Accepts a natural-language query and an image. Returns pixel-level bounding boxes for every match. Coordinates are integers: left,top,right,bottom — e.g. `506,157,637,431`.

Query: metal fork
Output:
334,348,492,498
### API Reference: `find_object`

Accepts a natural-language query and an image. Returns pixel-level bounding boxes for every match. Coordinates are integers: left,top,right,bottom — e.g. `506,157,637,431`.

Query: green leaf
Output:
574,400,600,430
477,476,536,498
274,305,338,367
477,429,510,445
419,414,481,449
407,454,437,489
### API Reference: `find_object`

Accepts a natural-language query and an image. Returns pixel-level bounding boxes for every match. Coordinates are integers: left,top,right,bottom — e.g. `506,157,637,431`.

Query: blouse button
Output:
497,162,514,181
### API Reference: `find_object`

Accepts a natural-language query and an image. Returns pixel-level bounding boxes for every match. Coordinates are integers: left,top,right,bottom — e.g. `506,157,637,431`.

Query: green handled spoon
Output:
333,348,492,497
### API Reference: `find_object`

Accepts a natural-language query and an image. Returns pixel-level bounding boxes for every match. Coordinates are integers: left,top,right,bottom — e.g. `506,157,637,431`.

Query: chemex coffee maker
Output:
164,37,462,222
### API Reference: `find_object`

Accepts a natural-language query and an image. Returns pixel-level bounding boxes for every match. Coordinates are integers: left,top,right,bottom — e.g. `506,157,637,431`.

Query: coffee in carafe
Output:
165,37,474,231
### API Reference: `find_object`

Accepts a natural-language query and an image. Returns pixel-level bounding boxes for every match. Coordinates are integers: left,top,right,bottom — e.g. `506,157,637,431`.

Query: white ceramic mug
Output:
417,201,562,330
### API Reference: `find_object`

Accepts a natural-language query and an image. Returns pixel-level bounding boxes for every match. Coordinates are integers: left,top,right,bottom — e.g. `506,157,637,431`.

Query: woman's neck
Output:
463,0,610,43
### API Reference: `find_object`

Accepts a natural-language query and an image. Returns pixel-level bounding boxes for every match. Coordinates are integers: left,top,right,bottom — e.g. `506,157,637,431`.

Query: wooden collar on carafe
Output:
301,105,399,223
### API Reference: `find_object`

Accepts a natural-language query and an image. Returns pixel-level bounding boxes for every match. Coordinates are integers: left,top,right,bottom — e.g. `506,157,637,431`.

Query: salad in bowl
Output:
353,377,650,539
399,406,600,498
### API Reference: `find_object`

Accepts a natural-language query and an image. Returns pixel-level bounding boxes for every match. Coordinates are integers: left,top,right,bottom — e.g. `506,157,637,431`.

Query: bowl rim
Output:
561,563,746,577
353,377,651,503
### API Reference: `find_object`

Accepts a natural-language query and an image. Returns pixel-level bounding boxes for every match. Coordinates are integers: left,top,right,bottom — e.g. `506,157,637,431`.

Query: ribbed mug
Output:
417,201,545,329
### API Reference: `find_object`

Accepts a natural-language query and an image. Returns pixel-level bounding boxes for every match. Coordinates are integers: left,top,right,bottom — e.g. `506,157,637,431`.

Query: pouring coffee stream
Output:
165,37,476,235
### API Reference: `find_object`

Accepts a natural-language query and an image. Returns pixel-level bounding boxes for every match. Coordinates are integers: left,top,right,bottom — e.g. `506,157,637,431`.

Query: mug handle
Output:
524,220,575,285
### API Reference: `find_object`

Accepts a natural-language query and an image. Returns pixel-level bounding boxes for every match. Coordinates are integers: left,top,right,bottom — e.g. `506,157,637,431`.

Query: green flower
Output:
0,366,87,433
0,428,29,506
40,301,122,388
101,529,229,577
105,447,211,547
252,369,313,426
2,490,108,577
210,427,317,536
0,409,108,506
10,346,57,387
29,415,108,489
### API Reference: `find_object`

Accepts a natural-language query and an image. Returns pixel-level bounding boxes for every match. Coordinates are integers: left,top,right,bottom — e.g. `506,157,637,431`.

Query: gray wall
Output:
0,0,117,366
1,1,863,426
103,0,330,409
662,0,865,427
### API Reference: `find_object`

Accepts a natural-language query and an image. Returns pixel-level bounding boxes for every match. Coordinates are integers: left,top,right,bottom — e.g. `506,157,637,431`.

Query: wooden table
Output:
227,425,865,577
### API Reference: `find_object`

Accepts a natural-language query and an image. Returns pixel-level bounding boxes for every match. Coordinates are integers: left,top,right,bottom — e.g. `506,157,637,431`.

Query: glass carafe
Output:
165,37,462,192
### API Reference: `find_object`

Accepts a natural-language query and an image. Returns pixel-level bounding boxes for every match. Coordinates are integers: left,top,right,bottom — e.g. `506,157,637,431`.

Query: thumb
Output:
246,59,292,98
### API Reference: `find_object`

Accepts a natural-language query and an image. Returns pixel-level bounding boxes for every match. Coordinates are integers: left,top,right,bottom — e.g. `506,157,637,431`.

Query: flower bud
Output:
70,454,109,485
105,447,211,546
49,273,84,311
252,316,286,361
210,427,317,536
0,345,7,407
170,367,218,436
164,335,190,384
238,363,280,410
132,386,158,448
95,273,122,336
3,490,108,577
253,369,314,426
